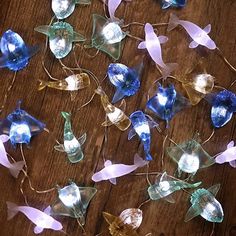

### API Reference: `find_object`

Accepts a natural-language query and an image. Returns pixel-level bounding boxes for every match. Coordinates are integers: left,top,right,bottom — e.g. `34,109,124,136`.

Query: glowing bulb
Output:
193,74,214,94
102,22,124,44
157,93,168,106
159,181,170,192
178,153,200,173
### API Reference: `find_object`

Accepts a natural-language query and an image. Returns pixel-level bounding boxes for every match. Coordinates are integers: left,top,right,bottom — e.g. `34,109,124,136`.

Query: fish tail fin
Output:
6,202,19,220
182,181,202,189
162,63,178,79
9,161,25,178
167,13,179,32
134,153,148,166
61,111,71,120
38,80,48,91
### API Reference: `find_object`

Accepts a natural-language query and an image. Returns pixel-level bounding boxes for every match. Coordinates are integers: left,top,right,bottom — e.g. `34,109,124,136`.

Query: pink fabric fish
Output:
168,13,216,50
0,135,24,178
215,141,236,168
138,23,177,78
7,202,63,234
92,154,148,184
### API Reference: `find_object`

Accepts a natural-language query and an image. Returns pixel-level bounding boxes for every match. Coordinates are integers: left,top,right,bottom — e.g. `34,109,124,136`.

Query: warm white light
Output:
65,75,78,90
64,137,80,153
178,152,200,173
159,181,170,192
102,22,124,44
157,93,168,106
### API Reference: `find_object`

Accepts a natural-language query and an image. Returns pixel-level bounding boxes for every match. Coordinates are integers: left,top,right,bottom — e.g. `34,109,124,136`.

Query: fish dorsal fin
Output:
158,36,168,44
104,160,112,167
189,41,199,49
109,178,117,185
34,226,44,234
128,128,136,140
54,143,65,152
112,89,125,104
138,41,146,49
78,133,87,146
203,24,211,34
207,184,220,197
164,194,176,204
184,205,201,222
119,99,126,111
227,141,234,149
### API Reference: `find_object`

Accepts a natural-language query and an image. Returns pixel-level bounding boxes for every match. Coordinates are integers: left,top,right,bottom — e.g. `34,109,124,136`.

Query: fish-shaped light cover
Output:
103,208,142,236
148,172,201,203
185,184,224,223
7,202,63,234
92,154,148,184
128,111,158,161
50,181,97,226
161,0,186,9
166,138,215,177
107,63,142,103
52,0,91,19
168,13,216,50
95,86,131,131
207,90,236,128
0,30,38,71
54,112,86,163
0,101,46,146
146,83,190,126
35,21,85,59
0,135,24,178
138,23,177,78
215,141,236,168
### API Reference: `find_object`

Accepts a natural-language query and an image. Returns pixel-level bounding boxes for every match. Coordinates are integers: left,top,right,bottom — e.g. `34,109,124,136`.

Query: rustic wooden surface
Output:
0,0,236,235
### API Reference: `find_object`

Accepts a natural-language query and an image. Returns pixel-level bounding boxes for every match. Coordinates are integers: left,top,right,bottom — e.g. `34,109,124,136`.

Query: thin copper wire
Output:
76,218,86,234
202,129,215,145
126,33,143,42
138,198,151,209
209,223,215,236
161,134,168,168
74,43,100,58
102,116,109,162
122,22,168,28
146,163,152,186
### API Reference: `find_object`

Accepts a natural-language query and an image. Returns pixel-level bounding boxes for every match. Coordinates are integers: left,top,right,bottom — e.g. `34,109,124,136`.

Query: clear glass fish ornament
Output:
160,0,186,9
50,181,97,226
185,184,224,223
95,86,131,131
166,138,215,178
52,0,91,20
54,112,86,163
35,21,85,59
0,101,46,146
0,30,38,71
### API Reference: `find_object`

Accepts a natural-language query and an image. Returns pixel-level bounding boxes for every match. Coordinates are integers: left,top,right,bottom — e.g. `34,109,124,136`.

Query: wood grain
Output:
0,0,236,235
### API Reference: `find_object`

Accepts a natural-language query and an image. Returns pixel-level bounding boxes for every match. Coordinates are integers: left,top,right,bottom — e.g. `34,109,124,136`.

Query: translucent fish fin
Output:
54,144,65,152
184,205,201,222
102,119,113,127
172,93,190,115
23,113,46,135
38,80,48,91
51,199,74,217
34,25,50,36
229,160,236,168
164,194,175,204
119,99,126,111
6,202,18,220
166,144,184,164
70,91,77,101
207,184,220,197
162,63,178,79
61,111,71,120
227,141,234,149
104,160,112,167
0,135,9,143
78,186,97,211
158,36,168,44
196,141,215,168
138,41,146,49
103,212,118,225
78,133,87,146
203,24,211,34
162,2,172,9
0,56,8,68
147,119,158,129
112,89,125,103
189,41,199,49
73,32,86,42
109,178,117,185
28,45,40,58
9,161,25,178
167,13,179,32
75,0,91,5
182,84,203,106
34,226,44,234
128,128,136,140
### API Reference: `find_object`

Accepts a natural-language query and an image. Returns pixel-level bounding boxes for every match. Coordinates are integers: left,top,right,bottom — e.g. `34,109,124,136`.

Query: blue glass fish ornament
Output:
160,0,186,9
148,172,201,203
0,30,38,71
35,22,85,59
185,184,224,223
166,138,215,178
206,90,236,128
146,83,190,126
54,112,86,163
50,181,97,226
128,111,158,161
52,0,91,19
0,101,46,146
107,63,142,103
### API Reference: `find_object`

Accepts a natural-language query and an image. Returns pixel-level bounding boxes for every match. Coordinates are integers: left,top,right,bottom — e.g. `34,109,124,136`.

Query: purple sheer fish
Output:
168,13,216,50
0,135,24,178
138,23,177,78
106,0,131,20
215,141,236,168
92,154,148,184
7,202,63,234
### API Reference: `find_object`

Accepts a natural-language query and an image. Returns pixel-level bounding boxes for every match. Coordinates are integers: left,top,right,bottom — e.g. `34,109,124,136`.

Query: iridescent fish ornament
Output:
52,0,91,19
138,23,177,78
160,0,186,9
95,86,131,131
54,112,86,163
107,63,142,103
166,138,215,178
168,13,216,50
92,154,148,184
35,21,85,59
185,184,224,223
146,83,190,126
0,30,38,71
148,172,201,203
0,101,46,146
49,181,97,226
128,111,158,161
7,202,63,234
215,141,236,168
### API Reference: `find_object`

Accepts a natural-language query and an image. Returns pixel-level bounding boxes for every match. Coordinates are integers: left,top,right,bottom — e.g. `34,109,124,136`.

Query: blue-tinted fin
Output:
112,89,125,103
145,153,153,161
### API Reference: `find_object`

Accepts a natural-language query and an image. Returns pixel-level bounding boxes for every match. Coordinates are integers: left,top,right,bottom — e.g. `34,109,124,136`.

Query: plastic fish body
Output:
6,202,63,234
148,172,201,203
35,21,85,59
0,101,46,146
49,181,97,226
215,141,236,167
167,139,215,178
92,154,148,184
52,0,91,19
107,63,142,103
168,13,216,50
161,0,186,9
146,83,190,126
128,111,158,161
138,23,177,78
38,73,90,91
185,184,224,223
95,86,131,131
54,112,86,163
0,30,38,71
